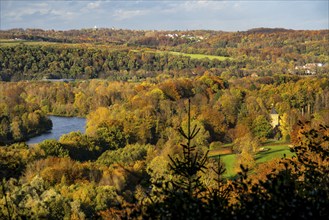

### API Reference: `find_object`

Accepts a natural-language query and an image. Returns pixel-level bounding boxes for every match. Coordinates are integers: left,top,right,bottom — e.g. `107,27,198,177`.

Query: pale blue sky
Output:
1,1,328,31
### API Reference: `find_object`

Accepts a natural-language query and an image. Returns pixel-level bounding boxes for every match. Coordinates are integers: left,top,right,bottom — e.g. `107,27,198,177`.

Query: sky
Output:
1,0,328,31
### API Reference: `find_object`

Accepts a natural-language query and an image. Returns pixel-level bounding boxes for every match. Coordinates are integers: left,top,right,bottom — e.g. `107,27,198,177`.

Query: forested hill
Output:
1,28,329,219
1,28,219,45
0,28,320,45
1,28,328,81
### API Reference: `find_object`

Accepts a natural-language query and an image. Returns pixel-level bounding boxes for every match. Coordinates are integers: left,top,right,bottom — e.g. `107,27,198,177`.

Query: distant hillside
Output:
1,28,328,81
246,27,295,33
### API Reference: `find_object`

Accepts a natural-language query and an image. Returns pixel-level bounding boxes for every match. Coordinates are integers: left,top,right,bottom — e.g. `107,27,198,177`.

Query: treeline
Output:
1,28,327,56
1,75,328,148
0,83,52,144
1,28,328,81
0,28,219,45
0,28,328,59
0,44,238,81
16,75,329,173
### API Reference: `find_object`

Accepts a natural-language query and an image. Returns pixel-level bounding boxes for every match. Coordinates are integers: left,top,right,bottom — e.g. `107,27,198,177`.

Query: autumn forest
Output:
0,28,328,219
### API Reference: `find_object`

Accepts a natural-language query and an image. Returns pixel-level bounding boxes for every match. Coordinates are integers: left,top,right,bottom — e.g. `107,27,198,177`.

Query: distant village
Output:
294,63,327,75
164,33,205,42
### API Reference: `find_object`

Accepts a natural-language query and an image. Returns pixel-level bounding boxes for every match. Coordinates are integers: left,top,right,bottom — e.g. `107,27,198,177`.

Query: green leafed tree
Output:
95,121,128,151
141,99,210,219
251,115,272,140
38,139,69,158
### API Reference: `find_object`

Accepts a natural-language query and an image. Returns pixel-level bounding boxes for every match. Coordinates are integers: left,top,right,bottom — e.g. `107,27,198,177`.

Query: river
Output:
26,116,86,145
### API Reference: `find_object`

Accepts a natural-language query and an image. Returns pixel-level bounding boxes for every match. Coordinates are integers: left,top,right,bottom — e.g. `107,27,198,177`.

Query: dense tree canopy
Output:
0,28,328,219
1,28,328,81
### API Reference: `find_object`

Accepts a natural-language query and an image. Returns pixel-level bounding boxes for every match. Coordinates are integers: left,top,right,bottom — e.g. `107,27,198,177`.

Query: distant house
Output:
251,73,259,78
270,107,279,128
294,63,324,75
42,78,74,83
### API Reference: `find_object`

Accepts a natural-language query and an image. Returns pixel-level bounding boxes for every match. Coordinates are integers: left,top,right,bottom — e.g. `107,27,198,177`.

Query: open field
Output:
168,51,231,61
131,49,231,61
0,39,61,47
209,141,294,178
0,39,100,48
255,144,294,163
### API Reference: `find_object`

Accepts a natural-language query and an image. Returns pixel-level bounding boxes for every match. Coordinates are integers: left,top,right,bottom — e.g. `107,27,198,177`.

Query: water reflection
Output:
26,116,86,145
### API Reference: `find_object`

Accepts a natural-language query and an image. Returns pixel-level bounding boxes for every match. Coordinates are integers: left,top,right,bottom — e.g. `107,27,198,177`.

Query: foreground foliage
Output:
0,105,328,219
133,109,329,219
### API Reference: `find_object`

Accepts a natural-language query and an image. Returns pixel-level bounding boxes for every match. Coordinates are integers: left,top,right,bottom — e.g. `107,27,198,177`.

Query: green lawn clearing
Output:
220,154,238,178
130,49,231,61
209,141,294,179
168,51,231,61
255,144,294,163
0,39,62,47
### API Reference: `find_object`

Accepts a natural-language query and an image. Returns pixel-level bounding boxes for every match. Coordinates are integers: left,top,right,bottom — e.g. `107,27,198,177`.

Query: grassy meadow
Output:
209,141,294,178
168,51,231,61
129,49,231,61
0,39,60,47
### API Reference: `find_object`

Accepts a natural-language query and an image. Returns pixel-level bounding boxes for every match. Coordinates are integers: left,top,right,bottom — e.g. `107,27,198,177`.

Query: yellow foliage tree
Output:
86,107,111,136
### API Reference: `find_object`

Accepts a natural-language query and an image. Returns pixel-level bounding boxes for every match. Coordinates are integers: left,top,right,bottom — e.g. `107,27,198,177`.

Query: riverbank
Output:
0,128,52,146
26,116,86,145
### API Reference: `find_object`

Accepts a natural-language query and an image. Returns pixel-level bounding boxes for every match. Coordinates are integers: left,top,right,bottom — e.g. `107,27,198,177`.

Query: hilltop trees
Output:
0,44,234,81
1,28,328,81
